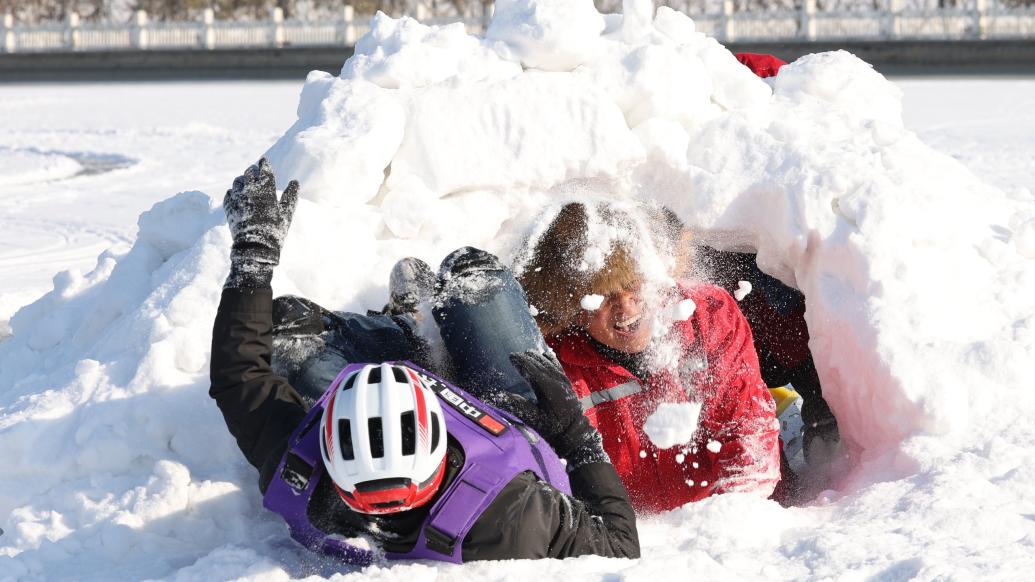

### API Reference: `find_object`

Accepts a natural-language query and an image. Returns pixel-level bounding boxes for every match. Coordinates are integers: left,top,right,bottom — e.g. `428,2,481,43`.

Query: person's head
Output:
518,202,690,354
319,363,447,514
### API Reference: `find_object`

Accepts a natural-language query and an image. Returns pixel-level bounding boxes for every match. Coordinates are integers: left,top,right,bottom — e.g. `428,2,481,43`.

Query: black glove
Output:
506,350,609,471
223,158,299,289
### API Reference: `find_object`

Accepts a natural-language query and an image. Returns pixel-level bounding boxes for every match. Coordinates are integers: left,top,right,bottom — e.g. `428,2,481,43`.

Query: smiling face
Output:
582,283,654,354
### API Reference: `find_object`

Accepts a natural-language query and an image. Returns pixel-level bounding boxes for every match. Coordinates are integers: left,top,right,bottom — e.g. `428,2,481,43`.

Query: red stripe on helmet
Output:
324,389,337,460
406,368,430,449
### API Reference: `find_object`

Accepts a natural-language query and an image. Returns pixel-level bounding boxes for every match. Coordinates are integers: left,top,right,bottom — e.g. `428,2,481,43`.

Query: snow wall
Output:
3,0,1035,579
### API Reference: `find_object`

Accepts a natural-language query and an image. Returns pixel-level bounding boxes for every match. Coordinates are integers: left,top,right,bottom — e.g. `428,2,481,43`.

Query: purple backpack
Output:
263,362,571,565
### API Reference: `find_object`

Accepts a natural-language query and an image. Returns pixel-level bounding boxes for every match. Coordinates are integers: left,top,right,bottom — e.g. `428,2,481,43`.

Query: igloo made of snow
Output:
2,0,1034,579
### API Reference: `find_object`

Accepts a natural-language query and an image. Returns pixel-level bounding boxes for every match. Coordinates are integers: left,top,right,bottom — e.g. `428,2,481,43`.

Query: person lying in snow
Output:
209,159,639,564
517,202,782,512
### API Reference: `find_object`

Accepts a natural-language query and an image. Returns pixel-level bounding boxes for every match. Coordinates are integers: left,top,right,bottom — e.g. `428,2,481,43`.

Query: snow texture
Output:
3,1,1035,580
580,294,605,311
642,401,703,449
733,280,752,301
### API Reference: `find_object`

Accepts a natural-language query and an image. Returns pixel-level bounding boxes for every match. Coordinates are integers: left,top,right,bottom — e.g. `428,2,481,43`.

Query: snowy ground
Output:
0,81,300,329
2,8,1035,580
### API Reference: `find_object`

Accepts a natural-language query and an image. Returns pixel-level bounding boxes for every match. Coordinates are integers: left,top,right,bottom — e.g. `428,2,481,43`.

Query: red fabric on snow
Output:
547,284,781,512
735,52,787,78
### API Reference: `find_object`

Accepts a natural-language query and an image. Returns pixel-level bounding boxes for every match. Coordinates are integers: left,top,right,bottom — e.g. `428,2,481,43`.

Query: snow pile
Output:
3,0,1035,579
643,401,702,449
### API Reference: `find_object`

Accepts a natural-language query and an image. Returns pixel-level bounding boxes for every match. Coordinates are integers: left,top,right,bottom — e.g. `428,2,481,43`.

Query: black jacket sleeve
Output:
210,287,307,492
463,462,640,560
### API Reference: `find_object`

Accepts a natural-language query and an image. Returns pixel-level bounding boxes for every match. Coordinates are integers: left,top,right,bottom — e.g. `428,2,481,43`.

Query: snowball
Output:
667,298,696,322
643,401,703,449
734,280,752,301
706,440,722,453
581,294,605,311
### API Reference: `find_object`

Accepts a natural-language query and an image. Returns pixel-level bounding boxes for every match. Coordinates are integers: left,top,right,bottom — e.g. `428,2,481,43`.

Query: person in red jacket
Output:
735,53,787,78
517,202,781,512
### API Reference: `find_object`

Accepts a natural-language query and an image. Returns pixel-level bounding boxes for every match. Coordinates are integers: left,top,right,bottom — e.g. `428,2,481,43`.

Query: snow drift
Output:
3,0,1035,579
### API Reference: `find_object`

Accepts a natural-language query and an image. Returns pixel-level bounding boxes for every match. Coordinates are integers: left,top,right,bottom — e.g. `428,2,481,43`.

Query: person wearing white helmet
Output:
210,160,639,564
316,362,449,515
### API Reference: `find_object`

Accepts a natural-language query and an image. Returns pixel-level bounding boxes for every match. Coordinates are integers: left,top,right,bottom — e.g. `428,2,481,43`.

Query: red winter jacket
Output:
547,284,780,512
735,53,787,78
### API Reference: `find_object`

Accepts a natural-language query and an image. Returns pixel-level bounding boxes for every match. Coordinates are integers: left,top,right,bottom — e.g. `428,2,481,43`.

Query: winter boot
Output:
386,257,437,317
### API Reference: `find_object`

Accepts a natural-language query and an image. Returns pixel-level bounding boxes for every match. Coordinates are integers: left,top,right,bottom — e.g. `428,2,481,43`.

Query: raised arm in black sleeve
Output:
211,158,305,492
210,286,307,492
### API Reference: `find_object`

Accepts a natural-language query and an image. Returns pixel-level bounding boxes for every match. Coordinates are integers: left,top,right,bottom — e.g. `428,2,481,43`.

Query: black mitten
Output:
506,351,609,471
223,158,299,289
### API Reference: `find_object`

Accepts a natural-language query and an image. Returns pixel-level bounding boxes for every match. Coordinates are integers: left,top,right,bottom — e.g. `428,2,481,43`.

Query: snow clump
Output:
733,280,752,301
581,294,605,311
643,401,703,449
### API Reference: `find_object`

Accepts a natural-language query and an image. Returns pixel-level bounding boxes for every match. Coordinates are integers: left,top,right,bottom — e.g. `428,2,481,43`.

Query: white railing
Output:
2,1,1034,54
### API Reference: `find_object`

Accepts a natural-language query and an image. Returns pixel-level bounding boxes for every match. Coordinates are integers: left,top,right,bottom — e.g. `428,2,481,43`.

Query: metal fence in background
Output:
2,0,1034,54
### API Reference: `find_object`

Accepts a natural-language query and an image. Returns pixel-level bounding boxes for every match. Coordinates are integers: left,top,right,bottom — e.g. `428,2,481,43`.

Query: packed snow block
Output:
579,42,717,129
343,13,521,89
773,51,903,127
620,0,655,42
652,5,697,41
632,118,691,169
273,199,390,309
696,39,773,112
380,175,438,239
388,73,643,197
136,191,216,262
265,72,405,205
486,0,606,71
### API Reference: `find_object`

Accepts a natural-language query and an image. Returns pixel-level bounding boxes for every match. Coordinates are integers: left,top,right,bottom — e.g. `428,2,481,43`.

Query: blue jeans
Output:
281,248,544,404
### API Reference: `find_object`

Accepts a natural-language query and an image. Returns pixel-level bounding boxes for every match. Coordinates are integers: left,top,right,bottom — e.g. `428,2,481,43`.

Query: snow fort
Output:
2,0,1035,579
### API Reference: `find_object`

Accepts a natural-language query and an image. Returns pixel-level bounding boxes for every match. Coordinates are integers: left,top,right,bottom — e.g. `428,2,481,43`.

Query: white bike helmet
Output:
319,363,448,514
